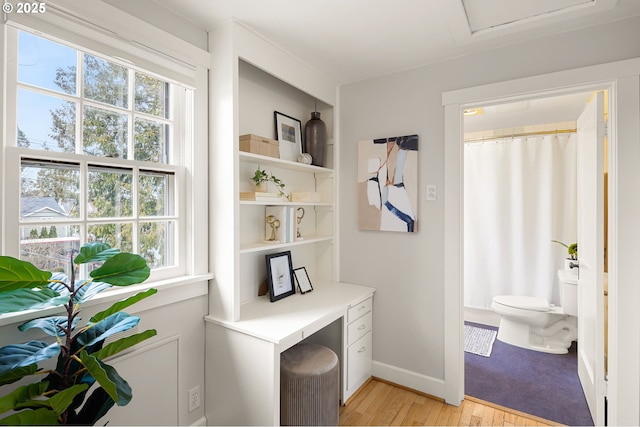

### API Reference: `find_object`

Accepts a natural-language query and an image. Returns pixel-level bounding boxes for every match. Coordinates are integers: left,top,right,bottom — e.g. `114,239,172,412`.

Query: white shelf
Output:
240,200,333,207
240,235,333,253
240,152,334,175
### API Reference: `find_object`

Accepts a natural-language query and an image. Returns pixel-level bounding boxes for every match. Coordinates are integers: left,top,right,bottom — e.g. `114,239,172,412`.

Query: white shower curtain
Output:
464,133,577,310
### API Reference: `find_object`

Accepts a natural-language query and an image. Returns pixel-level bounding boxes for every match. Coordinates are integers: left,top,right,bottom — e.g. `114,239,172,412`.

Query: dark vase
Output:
304,111,327,167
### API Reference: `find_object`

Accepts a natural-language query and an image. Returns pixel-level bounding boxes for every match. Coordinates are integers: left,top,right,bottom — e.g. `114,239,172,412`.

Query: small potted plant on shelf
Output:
251,168,288,199
552,239,578,270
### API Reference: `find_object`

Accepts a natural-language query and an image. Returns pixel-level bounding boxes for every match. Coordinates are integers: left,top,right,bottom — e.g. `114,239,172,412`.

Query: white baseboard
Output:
190,416,207,426
371,361,445,399
464,306,500,327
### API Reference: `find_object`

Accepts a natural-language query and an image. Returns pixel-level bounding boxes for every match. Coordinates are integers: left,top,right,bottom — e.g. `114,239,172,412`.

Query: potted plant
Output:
552,239,578,270
251,168,287,199
0,242,156,425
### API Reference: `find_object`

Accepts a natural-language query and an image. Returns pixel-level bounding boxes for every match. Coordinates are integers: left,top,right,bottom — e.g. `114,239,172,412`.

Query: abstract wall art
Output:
357,134,418,232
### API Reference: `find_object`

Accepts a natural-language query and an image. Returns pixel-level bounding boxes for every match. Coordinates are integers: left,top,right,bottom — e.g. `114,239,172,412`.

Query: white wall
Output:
338,15,640,397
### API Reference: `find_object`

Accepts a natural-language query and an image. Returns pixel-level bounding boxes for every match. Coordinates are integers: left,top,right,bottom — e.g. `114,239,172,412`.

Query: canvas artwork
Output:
358,134,418,232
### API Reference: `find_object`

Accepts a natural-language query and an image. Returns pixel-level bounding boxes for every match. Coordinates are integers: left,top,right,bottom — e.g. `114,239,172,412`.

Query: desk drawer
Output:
347,311,372,346
347,297,372,323
347,331,372,391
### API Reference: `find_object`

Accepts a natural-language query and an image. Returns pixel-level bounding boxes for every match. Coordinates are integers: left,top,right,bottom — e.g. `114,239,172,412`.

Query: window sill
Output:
0,273,213,329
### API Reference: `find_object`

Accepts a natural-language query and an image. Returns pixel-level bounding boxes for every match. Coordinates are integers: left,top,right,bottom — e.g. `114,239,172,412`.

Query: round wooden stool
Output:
280,343,339,426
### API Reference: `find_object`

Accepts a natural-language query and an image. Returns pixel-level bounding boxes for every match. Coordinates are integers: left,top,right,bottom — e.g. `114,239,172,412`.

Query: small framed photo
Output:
293,267,313,294
265,251,296,302
274,111,302,161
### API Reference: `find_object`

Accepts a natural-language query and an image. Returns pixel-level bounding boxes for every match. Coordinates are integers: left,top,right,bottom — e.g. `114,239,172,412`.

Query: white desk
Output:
205,281,375,426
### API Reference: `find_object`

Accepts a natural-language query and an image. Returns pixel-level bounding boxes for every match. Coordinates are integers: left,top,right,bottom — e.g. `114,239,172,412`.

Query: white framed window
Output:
3,26,193,281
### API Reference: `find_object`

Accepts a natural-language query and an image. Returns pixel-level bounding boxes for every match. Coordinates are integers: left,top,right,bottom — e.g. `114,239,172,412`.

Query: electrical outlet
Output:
188,386,200,412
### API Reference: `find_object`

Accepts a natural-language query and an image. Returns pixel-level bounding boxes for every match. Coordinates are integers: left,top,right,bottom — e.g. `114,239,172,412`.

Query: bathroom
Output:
462,90,606,426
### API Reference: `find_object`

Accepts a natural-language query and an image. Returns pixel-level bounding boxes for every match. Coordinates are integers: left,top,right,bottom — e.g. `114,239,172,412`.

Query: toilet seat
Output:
493,295,550,312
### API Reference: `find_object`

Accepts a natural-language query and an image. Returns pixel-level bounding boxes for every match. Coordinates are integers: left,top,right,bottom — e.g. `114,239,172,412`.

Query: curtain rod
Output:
464,128,576,143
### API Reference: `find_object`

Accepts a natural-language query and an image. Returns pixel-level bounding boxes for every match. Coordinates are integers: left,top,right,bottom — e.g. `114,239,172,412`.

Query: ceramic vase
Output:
304,111,327,167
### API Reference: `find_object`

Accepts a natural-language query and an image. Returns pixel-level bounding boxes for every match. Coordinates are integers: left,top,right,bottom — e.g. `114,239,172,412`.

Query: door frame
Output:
442,58,640,426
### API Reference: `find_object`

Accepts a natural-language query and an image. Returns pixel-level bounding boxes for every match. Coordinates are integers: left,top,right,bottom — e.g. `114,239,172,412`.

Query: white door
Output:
576,91,606,426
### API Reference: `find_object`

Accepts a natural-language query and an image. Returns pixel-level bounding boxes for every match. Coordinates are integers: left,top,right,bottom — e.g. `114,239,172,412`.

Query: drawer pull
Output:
358,305,366,311
357,324,366,330
358,347,366,353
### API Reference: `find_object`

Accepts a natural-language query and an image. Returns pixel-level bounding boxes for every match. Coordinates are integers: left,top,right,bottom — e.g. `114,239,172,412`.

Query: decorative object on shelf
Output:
240,191,284,202
266,214,281,241
298,153,313,164
293,266,313,294
274,111,303,162
358,134,419,233
304,109,327,167
251,168,287,199
296,207,305,239
265,206,296,243
240,134,279,158
265,251,296,302
291,191,321,203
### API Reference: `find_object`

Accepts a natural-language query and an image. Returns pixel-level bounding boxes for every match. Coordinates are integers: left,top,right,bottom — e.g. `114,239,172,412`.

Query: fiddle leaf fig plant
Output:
0,242,157,425
552,240,578,260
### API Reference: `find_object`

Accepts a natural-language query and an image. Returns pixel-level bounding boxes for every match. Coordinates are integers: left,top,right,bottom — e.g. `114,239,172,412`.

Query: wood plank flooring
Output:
339,378,562,426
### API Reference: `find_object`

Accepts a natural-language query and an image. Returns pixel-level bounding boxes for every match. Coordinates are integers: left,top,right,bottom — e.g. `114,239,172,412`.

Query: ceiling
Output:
137,0,640,85
104,0,636,130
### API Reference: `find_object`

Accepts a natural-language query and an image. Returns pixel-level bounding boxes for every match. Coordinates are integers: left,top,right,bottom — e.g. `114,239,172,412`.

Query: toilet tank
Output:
558,269,578,316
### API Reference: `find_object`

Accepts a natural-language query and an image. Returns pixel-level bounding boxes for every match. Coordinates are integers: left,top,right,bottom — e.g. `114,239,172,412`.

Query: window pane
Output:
20,224,80,277
83,105,129,158
18,31,77,95
134,118,168,163
139,171,174,216
18,89,76,152
88,223,133,253
84,54,128,108
135,72,168,118
88,167,132,218
21,160,80,220
140,221,174,268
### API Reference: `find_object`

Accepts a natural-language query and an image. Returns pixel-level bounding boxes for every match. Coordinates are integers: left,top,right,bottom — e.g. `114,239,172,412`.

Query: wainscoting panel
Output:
96,336,180,426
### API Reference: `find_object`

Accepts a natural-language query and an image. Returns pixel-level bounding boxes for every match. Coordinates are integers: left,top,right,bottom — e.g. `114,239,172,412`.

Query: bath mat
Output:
464,325,497,357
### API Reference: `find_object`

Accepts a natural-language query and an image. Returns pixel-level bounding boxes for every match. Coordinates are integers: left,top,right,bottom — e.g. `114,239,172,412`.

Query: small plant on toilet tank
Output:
552,240,578,260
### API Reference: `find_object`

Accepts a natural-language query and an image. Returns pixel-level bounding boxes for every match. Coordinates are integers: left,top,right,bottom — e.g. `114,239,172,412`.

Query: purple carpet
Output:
464,322,593,426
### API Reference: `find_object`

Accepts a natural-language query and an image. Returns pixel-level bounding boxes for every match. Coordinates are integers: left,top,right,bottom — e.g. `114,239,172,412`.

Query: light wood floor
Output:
339,378,562,426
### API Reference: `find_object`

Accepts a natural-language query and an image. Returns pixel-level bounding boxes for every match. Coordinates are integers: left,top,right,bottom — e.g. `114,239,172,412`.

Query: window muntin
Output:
10,28,187,279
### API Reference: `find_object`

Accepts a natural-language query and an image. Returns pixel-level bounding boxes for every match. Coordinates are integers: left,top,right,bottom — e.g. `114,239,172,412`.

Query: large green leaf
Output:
0,288,68,315
73,242,120,264
94,329,157,361
71,387,114,425
19,316,78,338
89,253,150,286
17,384,88,416
78,351,132,406
74,312,140,351
74,279,112,304
0,257,52,292
0,341,60,375
90,288,157,322
0,407,58,425
0,382,48,414
0,364,38,387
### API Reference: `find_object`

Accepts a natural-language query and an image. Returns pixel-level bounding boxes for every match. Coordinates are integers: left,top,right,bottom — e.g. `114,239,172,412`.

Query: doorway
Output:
440,60,640,426
461,91,597,426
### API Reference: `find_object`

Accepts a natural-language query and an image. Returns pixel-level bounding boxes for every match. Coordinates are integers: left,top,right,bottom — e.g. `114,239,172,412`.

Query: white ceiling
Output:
105,0,637,130
141,0,640,85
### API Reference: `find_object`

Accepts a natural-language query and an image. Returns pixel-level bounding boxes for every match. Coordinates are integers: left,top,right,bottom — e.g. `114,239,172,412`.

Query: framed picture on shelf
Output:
265,251,296,302
293,267,313,294
274,111,302,161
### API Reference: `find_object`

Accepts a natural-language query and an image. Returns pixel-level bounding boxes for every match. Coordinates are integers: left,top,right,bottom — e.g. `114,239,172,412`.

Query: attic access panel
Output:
462,0,593,33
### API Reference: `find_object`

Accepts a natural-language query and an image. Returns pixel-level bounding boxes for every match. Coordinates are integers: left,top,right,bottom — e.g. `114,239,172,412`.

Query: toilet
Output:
491,269,578,354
